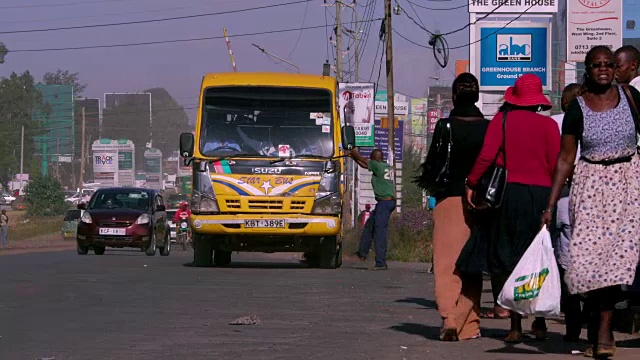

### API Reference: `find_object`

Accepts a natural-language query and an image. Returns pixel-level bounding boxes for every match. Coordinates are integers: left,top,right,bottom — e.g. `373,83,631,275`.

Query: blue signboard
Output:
477,22,551,91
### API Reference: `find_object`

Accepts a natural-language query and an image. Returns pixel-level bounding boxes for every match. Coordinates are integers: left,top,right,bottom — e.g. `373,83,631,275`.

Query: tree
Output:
0,42,7,64
101,88,189,167
24,174,67,217
42,69,86,95
0,71,49,184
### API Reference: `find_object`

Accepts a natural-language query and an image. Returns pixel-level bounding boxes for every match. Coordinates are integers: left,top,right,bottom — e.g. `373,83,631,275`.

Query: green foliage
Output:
42,69,86,95
24,175,67,217
0,71,48,183
0,42,7,64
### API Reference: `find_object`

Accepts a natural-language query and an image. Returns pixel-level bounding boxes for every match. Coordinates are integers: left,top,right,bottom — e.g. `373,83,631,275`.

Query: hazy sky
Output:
0,0,470,120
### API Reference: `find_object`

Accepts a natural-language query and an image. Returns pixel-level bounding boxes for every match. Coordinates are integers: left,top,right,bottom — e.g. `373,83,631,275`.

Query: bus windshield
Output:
199,86,334,158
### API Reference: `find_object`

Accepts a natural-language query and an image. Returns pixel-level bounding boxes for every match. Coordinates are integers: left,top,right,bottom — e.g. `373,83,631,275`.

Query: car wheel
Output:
318,236,337,269
145,233,157,256
77,242,89,255
193,234,213,267
94,246,106,255
159,232,171,256
213,250,232,267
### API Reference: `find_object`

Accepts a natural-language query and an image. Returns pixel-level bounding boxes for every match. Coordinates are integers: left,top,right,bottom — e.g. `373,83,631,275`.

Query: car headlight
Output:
311,193,341,215
135,213,151,225
81,212,92,224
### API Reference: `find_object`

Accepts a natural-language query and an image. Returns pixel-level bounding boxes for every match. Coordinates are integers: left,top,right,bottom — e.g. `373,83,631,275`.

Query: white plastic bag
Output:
497,226,561,317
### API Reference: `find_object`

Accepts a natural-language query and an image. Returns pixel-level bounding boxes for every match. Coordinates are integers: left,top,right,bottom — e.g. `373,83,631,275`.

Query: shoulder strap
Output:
490,112,507,165
621,85,640,132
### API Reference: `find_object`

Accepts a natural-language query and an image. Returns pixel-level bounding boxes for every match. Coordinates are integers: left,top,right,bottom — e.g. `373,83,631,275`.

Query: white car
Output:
64,192,81,205
1,192,16,205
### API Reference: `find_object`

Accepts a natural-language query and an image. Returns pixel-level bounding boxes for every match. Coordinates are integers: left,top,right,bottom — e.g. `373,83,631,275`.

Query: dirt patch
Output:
0,234,74,256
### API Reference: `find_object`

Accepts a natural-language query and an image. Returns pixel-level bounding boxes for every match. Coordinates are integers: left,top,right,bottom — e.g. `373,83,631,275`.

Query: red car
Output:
77,187,170,256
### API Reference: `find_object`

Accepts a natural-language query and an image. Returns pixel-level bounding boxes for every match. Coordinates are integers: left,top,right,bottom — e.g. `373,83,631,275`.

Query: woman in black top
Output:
416,73,489,341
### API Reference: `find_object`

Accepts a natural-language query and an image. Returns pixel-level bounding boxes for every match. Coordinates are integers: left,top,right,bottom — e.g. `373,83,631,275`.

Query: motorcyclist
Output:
173,201,191,223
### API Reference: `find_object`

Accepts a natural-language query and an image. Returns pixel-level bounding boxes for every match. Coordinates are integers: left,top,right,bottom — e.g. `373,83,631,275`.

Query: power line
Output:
11,19,383,53
0,1,229,25
0,0,128,10
287,0,310,59
449,5,534,49
405,0,467,11
0,0,313,35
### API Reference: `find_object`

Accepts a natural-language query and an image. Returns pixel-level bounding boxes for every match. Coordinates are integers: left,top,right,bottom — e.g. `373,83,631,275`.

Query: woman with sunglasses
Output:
542,45,640,358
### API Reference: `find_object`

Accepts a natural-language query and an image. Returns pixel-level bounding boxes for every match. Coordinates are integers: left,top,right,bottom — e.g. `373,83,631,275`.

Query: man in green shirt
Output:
350,148,396,270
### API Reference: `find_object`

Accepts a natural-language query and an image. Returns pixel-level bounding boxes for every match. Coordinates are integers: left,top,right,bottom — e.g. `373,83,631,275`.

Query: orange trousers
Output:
432,196,482,340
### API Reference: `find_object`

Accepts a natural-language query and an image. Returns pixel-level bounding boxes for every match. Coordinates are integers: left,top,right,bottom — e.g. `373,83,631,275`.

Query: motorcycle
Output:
177,220,190,250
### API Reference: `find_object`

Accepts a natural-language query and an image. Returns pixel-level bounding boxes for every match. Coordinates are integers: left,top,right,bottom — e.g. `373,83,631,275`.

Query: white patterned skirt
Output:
566,156,640,295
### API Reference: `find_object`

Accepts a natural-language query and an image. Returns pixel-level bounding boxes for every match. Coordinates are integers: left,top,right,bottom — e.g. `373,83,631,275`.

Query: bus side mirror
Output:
180,133,194,157
341,126,356,150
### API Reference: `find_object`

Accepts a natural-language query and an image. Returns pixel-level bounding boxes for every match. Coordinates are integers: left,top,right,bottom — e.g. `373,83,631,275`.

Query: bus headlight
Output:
311,193,341,215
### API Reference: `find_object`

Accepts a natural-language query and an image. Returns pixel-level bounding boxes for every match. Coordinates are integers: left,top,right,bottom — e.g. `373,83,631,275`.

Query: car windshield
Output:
64,210,82,221
89,190,150,211
168,194,188,204
199,86,334,158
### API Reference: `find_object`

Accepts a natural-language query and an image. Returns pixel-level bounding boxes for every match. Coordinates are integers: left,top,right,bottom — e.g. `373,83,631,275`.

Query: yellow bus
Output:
179,72,355,268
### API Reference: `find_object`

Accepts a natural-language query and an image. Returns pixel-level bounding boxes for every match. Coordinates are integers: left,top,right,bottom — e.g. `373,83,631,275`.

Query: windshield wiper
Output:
270,154,331,165
207,153,259,163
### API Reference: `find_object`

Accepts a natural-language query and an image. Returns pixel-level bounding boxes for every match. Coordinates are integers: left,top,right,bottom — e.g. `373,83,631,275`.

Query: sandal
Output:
595,342,616,358
531,319,548,341
439,328,459,342
480,309,509,319
504,330,524,343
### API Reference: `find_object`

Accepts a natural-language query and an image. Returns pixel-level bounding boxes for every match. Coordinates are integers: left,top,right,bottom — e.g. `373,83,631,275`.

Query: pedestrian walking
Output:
465,74,561,343
543,45,640,358
351,148,395,270
1,209,9,248
614,45,640,89
415,72,489,341
550,83,589,343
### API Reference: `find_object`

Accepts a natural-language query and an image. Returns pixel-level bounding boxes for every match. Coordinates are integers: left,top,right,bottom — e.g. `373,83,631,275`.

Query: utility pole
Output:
19,126,24,191
56,138,60,179
354,0,359,81
79,107,86,188
336,1,343,82
384,0,396,186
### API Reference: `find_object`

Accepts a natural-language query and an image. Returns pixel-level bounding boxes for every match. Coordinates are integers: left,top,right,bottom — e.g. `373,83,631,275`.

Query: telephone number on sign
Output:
574,44,613,50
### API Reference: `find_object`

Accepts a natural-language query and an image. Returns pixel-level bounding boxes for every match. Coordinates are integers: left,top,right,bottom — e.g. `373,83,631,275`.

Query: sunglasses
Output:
588,62,616,69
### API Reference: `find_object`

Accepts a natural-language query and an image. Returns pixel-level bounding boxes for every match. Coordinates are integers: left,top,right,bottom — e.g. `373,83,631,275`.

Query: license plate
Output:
99,228,126,236
244,219,285,228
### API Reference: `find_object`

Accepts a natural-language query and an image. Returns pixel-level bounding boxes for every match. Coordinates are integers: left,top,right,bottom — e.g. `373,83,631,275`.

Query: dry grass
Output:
342,215,433,263
5,210,64,241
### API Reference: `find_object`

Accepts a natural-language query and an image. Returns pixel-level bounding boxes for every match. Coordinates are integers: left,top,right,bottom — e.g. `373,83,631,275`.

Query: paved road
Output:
0,249,638,360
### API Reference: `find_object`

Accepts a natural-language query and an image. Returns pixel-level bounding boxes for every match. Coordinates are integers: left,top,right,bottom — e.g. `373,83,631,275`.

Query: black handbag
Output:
477,112,508,208
415,118,453,193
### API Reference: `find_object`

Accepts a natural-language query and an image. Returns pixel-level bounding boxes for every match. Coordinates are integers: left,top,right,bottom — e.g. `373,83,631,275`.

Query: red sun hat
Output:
503,74,552,110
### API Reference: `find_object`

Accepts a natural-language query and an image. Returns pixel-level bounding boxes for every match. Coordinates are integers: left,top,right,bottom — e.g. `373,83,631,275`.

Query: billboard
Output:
468,1,558,13
117,139,135,187
338,83,375,146
567,0,622,62
410,99,428,136
358,118,404,162
143,148,163,189
477,21,552,91
92,139,119,186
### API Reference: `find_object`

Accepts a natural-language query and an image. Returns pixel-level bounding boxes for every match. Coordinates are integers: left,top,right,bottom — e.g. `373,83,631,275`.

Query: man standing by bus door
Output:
350,148,396,270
